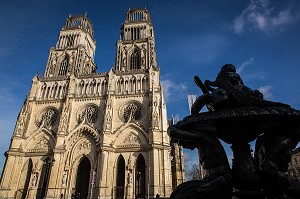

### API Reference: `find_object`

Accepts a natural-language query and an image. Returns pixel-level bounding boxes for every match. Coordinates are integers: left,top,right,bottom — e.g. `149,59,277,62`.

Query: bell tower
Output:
115,7,157,72
44,14,97,77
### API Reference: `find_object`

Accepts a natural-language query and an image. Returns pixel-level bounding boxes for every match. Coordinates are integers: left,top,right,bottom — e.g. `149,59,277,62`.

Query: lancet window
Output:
58,57,68,76
130,49,141,70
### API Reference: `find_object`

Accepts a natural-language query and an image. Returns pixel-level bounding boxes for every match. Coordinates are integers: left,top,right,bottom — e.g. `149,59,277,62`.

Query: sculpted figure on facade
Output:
31,172,39,187
62,171,67,187
60,104,70,133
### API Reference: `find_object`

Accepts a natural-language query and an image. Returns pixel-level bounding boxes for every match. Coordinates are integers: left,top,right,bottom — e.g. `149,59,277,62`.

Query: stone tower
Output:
0,8,184,199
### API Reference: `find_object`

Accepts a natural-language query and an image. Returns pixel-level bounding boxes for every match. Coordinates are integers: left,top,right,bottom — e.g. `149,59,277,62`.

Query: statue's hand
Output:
204,80,211,86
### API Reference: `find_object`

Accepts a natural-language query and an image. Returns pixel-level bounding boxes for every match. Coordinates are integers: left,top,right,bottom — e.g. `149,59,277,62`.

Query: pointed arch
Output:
130,48,141,70
64,124,99,170
23,129,55,152
58,55,69,76
36,157,53,199
75,156,91,199
136,154,146,198
112,123,148,148
68,123,100,145
116,155,125,198
17,158,33,199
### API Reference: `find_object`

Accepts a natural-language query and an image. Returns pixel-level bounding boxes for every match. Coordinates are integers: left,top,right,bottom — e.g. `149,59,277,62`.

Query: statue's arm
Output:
205,80,218,92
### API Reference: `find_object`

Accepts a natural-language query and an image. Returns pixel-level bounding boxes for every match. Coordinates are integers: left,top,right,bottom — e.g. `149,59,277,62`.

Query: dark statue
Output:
168,64,300,199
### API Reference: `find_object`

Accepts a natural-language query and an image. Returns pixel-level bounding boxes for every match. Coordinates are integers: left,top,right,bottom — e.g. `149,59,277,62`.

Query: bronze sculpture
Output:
168,64,300,199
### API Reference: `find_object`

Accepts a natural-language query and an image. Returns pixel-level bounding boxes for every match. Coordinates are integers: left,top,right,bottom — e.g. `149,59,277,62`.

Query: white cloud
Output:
234,0,294,34
161,79,187,102
258,85,273,100
237,57,254,74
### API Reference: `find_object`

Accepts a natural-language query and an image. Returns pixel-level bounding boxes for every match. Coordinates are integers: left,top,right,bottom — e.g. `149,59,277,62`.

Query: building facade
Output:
0,8,184,199
288,147,300,180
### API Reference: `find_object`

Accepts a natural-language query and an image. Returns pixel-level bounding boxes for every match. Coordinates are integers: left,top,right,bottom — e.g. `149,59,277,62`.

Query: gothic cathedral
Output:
0,8,184,199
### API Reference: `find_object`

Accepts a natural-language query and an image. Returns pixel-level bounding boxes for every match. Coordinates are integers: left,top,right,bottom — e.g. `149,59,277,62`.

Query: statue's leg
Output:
231,143,261,191
255,134,294,198
168,122,232,199
169,122,230,172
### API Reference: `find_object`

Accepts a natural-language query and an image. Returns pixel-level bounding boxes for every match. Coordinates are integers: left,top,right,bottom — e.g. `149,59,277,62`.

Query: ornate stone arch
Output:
112,123,148,148
68,154,94,192
16,158,33,199
66,124,100,149
64,128,98,177
23,129,55,153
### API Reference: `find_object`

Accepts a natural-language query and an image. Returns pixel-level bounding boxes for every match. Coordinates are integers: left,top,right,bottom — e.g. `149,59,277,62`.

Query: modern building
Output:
0,8,184,199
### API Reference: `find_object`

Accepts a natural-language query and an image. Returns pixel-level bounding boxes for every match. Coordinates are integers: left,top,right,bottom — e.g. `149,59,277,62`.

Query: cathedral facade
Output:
0,8,184,199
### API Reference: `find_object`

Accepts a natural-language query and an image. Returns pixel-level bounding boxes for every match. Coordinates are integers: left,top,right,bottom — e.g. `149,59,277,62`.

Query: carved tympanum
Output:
123,134,139,144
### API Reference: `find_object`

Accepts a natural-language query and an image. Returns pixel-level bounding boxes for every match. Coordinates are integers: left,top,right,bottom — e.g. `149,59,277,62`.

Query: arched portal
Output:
136,154,146,198
116,155,125,199
75,157,91,199
17,159,32,199
37,157,53,199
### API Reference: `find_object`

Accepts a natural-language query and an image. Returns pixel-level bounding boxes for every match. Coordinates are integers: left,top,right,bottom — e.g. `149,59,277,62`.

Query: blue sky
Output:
1,0,300,179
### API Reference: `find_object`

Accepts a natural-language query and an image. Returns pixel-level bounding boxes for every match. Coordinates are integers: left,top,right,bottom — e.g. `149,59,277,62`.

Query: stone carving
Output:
124,134,139,144
60,104,70,133
77,104,98,124
121,102,142,122
77,140,91,151
127,172,133,185
35,107,58,129
62,170,67,186
153,111,159,129
141,44,146,68
104,112,112,131
91,168,96,187
169,64,300,199
31,172,39,187
122,47,127,70
72,140,93,163
15,98,32,136
35,138,49,149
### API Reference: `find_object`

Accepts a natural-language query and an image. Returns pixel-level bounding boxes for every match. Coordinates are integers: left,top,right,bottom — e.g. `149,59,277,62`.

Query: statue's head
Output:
221,64,236,73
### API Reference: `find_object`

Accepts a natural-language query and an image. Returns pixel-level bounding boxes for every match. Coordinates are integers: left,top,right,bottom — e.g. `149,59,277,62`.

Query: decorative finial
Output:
85,12,88,17
68,14,71,18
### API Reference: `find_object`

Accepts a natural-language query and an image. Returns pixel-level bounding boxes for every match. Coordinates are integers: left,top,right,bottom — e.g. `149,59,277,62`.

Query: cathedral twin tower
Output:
0,8,184,199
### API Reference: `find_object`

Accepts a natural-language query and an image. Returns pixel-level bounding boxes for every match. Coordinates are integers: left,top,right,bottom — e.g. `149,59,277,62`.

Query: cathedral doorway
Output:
75,157,91,199
135,154,145,199
17,159,32,199
37,157,52,199
116,155,125,199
